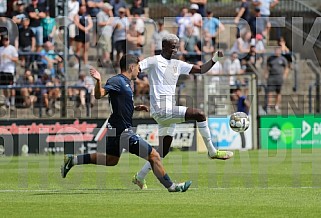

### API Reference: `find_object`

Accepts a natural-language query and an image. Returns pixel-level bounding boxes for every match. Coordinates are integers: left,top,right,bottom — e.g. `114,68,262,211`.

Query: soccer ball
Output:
229,112,250,132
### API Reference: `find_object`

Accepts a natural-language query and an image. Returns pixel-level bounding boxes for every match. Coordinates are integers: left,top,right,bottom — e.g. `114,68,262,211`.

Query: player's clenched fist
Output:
212,51,224,62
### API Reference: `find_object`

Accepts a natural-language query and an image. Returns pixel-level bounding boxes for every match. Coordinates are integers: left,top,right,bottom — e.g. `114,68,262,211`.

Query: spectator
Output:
130,0,145,17
74,4,93,66
203,10,225,48
248,7,268,38
175,7,191,39
252,0,279,18
34,71,60,116
0,17,18,47
151,19,169,55
254,33,265,64
190,0,207,17
0,35,19,110
230,30,251,57
265,47,288,113
179,25,201,64
234,0,251,36
86,0,104,17
15,69,35,108
41,9,56,43
127,21,144,57
97,3,114,66
223,52,242,86
11,1,28,29
68,0,80,54
69,72,95,108
113,7,129,65
231,87,250,115
243,45,257,71
278,36,292,66
110,0,130,17
18,18,36,68
40,41,62,77
132,11,145,34
26,0,46,52
201,34,214,62
189,4,202,39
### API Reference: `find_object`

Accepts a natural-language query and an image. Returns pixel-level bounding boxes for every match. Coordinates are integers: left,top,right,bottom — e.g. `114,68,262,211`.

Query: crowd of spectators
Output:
0,0,292,115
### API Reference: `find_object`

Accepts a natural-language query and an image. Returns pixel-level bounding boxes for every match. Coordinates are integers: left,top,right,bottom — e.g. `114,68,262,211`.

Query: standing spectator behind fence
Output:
190,0,207,17
230,30,251,58
203,10,225,49
252,0,279,37
130,0,145,17
179,25,202,64
41,9,56,43
86,0,104,17
74,4,93,67
223,52,242,86
234,0,251,34
127,21,144,58
265,47,288,114
110,0,130,17
26,0,46,52
15,69,35,108
12,1,28,29
113,7,129,66
175,7,191,39
19,18,36,68
0,35,19,110
68,0,80,54
151,20,169,55
248,8,268,39
189,4,202,39
97,3,114,66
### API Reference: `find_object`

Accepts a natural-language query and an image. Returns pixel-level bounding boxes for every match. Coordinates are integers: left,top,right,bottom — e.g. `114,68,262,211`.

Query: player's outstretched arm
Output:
189,51,223,74
90,68,107,99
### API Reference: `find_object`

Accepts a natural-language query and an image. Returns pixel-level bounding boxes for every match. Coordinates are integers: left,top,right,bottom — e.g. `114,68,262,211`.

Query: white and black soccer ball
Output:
229,112,250,132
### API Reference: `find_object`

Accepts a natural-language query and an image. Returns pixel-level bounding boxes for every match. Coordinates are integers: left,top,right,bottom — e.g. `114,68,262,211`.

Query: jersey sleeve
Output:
104,78,121,93
139,57,154,73
178,60,193,75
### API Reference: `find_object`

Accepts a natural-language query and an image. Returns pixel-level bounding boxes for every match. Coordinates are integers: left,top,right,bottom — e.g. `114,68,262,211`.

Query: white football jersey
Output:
139,55,193,114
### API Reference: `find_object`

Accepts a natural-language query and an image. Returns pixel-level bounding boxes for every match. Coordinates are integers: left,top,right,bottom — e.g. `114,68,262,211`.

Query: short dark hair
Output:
119,54,139,72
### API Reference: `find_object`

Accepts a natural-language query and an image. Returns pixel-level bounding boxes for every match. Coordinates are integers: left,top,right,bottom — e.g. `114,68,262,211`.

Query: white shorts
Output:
69,24,76,38
152,106,187,136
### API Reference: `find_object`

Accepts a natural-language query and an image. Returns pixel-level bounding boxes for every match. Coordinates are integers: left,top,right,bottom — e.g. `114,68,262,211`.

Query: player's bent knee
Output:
148,149,161,164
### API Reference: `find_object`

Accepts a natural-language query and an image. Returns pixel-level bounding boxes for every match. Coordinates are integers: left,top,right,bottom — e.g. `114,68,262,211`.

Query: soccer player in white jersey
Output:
132,34,234,189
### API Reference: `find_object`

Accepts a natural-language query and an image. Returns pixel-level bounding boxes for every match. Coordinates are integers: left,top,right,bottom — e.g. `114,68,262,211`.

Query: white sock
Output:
168,183,176,191
10,96,15,106
197,121,217,157
5,98,9,106
73,155,78,165
137,161,152,179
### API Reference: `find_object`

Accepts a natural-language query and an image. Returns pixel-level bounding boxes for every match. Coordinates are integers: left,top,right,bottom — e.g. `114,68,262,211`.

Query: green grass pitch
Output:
1,150,321,217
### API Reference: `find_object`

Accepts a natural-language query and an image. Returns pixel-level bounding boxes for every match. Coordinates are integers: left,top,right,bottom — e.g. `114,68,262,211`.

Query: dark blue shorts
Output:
106,128,152,158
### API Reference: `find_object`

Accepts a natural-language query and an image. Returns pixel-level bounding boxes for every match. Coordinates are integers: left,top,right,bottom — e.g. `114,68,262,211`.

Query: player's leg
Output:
125,131,191,192
61,153,120,178
134,125,175,189
185,107,233,160
61,136,121,178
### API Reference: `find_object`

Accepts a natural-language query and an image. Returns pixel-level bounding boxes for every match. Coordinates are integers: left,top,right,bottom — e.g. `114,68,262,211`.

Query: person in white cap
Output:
189,3,202,39
190,0,207,17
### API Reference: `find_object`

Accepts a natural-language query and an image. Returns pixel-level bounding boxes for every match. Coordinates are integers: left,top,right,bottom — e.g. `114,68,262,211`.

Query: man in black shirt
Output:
25,0,45,51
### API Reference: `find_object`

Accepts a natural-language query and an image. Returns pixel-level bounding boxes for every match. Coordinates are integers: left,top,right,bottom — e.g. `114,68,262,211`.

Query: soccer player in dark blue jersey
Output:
61,54,192,192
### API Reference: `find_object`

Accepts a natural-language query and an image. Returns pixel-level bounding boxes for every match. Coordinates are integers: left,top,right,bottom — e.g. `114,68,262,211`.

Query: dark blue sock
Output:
77,154,91,164
157,173,173,189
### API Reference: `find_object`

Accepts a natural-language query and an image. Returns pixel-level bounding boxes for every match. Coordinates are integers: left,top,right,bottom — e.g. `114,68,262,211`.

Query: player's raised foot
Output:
208,150,234,160
61,154,74,178
168,181,192,192
132,173,147,190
